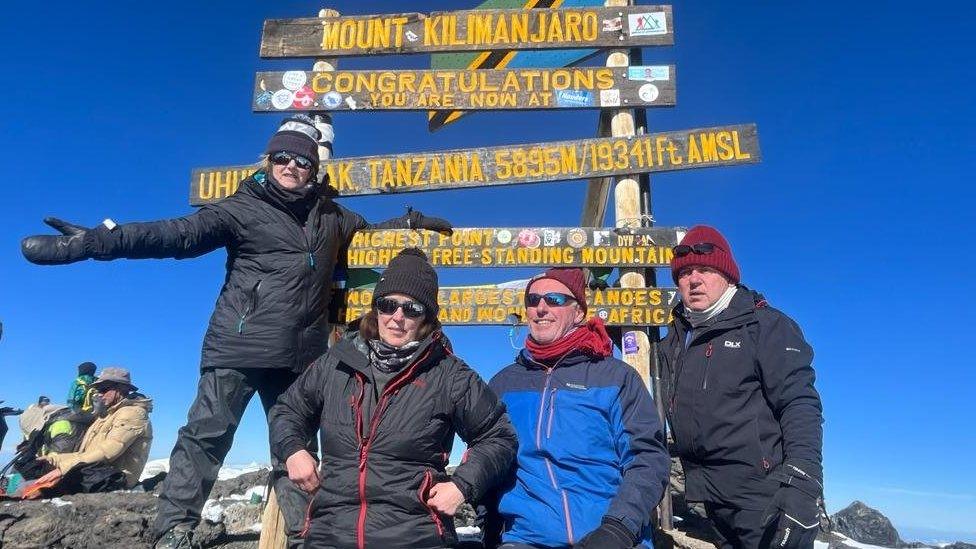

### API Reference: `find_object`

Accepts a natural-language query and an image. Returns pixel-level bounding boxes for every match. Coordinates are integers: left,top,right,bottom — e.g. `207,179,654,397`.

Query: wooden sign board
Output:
260,6,673,58
190,124,759,204
253,66,675,112
333,285,678,326
346,226,684,269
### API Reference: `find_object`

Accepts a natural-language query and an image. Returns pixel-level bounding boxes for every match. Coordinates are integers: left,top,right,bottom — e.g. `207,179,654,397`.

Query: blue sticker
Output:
255,91,274,107
323,91,343,109
623,332,639,354
555,90,594,108
627,66,670,82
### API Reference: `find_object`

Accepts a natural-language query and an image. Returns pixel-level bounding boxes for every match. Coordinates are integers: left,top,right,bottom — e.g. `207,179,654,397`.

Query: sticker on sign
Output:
627,66,670,82
555,90,594,108
628,12,668,37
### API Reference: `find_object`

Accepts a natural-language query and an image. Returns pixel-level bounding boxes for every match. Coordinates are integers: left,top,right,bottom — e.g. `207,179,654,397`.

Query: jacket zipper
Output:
237,280,262,334
353,345,435,549
701,342,713,390
534,368,553,448
417,470,446,539
545,388,557,439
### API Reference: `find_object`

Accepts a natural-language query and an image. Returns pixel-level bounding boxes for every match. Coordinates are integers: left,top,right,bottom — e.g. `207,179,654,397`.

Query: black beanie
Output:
265,114,321,166
373,248,439,318
78,361,96,376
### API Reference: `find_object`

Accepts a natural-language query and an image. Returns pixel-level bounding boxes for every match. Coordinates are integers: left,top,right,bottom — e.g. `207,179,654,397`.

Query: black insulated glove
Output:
21,217,94,265
405,207,453,236
574,517,636,549
763,460,824,549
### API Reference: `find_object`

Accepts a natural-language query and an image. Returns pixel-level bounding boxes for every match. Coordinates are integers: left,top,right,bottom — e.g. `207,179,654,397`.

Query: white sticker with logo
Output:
496,229,513,245
638,84,660,103
405,30,419,42
602,17,622,31
281,71,307,91
600,89,621,107
345,96,358,110
627,66,670,82
271,90,295,110
627,12,668,37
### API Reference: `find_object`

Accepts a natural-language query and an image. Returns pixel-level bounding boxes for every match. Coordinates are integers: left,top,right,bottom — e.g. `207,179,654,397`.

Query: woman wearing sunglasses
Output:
21,114,454,549
270,248,517,549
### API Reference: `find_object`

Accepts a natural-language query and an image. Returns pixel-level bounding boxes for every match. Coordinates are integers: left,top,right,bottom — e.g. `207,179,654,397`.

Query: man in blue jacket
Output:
486,267,670,549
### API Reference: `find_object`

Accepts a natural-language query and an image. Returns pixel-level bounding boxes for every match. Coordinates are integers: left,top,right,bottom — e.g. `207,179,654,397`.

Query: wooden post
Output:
258,10,339,548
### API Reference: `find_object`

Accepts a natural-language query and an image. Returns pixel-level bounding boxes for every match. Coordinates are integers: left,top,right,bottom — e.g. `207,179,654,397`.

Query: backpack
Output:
10,409,94,480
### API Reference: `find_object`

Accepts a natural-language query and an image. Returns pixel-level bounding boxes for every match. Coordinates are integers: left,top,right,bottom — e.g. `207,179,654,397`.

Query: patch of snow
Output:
457,525,481,542
47,497,72,507
815,542,830,549
201,500,224,523
249,522,263,533
140,458,169,480
140,458,269,482
832,532,931,549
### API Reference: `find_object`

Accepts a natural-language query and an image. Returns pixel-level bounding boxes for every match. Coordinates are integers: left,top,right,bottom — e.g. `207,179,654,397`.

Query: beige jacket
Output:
46,397,153,488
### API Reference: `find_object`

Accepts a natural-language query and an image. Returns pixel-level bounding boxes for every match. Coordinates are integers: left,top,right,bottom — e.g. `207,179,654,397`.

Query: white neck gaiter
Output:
683,285,738,328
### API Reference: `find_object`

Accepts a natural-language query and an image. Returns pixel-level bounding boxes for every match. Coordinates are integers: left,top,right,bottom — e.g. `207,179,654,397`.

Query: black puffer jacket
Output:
658,287,823,511
270,331,517,549
83,172,408,372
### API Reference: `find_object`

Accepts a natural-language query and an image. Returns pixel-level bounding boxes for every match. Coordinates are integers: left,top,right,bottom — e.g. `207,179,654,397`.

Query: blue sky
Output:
1,0,973,541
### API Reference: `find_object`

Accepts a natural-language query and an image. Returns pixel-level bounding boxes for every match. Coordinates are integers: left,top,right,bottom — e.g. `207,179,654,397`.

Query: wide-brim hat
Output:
90,367,138,392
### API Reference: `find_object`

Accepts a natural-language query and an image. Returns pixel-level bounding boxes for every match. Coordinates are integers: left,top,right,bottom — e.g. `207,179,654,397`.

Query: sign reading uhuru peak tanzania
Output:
334,286,679,326
345,226,683,268
253,65,676,112
190,124,759,205
260,6,672,57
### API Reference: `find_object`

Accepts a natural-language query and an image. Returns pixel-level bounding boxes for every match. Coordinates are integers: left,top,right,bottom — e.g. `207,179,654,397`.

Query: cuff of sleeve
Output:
278,439,308,463
604,514,640,543
450,474,476,504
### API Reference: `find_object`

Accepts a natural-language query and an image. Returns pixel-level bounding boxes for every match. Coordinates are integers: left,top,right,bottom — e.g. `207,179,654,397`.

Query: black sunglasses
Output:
374,296,426,318
525,292,576,308
672,243,718,258
270,151,314,170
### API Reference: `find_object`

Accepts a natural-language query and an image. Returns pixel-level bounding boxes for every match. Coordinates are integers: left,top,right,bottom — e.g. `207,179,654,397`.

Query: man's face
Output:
271,155,312,190
676,265,732,311
96,384,126,409
526,278,584,345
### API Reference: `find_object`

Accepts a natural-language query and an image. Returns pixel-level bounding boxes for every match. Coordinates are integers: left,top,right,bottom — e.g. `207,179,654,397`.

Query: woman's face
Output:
376,293,424,347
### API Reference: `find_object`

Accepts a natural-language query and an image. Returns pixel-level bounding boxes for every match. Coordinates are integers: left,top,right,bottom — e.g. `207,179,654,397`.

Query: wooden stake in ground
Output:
258,9,339,548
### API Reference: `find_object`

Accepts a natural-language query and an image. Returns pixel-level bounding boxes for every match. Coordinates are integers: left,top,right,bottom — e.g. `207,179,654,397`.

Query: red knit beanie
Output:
525,268,588,313
670,225,740,284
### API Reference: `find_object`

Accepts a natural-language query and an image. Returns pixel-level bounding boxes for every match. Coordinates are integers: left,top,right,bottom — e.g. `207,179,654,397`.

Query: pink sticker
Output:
293,86,316,109
517,229,541,249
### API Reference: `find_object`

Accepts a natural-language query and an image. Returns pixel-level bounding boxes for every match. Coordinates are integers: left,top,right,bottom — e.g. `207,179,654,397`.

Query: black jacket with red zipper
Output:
658,286,823,511
269,330,517,549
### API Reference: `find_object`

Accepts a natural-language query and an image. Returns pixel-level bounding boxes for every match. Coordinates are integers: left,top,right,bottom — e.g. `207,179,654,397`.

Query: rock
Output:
209,469,270,501
223,501,263,535
941,544,976,549
832,501,903,547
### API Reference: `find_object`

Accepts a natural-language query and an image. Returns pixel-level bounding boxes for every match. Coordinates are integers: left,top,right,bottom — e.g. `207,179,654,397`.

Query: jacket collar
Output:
672,285,765,338
331,330,446,378
515,346,593,371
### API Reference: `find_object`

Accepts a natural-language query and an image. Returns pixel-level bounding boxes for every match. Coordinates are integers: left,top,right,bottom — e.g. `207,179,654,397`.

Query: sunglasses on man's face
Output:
672,242,718,258
374,297,426,318
525,292,576,308
270,151,314,170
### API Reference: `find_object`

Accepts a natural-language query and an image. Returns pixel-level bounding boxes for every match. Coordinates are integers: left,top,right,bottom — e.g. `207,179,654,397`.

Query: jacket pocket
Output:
417,469,447,541
752,417,772,476
236,279,263,335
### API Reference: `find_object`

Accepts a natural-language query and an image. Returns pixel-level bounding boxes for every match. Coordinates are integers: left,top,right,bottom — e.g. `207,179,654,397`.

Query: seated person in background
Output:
67,361,98,412
33,367,153,495
18,395,53,440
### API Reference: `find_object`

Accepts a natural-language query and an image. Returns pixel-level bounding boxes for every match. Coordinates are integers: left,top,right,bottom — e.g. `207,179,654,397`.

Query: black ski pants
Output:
153,367,314,544
704,502,779,549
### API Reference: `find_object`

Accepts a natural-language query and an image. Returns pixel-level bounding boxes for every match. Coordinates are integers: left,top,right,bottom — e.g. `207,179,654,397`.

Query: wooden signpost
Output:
345,226,682,268
260,6,673,58
190,124,759,204
187,2,763,543
253,65,676,112
334,285,678,326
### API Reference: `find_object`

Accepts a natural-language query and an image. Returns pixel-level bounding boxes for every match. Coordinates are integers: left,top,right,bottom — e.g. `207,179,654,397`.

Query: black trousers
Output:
153,368,313,545
704,502,778,549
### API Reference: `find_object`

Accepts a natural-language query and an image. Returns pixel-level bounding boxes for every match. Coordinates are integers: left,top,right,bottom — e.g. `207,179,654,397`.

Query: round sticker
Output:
567,228,587,249
293,86,316,108
496,229,513,245
517,229,541,249
272,90,294,110
282,71,307,91
638,84,660,103
597,309,610,320
323,91,343,109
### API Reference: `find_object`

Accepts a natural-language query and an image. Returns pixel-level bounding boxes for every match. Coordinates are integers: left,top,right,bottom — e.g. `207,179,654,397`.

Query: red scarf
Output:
525,318,613,362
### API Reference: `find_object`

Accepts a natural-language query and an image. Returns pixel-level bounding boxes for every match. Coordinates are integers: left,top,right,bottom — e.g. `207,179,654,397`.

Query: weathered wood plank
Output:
333,285,678,326
253,65,675,112
261,6,673,58
345,226,684,269
189,124,760,204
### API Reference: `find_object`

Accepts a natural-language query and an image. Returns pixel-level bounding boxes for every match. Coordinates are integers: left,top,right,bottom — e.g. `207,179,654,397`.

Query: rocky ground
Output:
1,462,972,549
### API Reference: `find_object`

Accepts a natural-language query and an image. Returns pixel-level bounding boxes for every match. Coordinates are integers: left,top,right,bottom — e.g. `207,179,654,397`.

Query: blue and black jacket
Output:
485,348,670,548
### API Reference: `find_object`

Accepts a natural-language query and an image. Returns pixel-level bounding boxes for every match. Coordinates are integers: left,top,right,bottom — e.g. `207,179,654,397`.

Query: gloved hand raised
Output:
762,460,824,549
405,207,453,236
574,517,636,549
22,217,93,265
